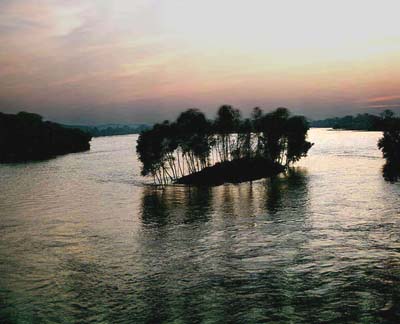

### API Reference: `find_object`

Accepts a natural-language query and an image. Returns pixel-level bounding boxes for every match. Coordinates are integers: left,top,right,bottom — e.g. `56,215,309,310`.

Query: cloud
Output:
0,1,175,114
1,0,400,123
367,104,400,109
365,94,400,110
366,95,400,103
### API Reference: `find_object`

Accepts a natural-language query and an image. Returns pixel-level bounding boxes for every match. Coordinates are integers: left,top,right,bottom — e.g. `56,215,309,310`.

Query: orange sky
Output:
1,0,400,124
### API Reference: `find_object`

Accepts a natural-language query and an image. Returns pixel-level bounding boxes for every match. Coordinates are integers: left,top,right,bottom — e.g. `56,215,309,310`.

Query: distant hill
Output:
0,112,92,163
62,123,150,137
310,112,395,131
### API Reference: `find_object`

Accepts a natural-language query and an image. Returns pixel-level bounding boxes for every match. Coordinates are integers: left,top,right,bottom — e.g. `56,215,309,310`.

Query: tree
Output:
214,105,241,161
251,107,264,156
377,110,400,182
176,109,211,173
259,107,290,162
136,105,313,185
0,111,91,163
285,116,313,165
380,109,395,120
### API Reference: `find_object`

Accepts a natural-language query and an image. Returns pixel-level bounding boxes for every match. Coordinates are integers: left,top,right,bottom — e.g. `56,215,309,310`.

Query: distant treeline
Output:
137,105,312,185
63,124,150,137
311,109,400,182
311,110,396,131
0,112,92,163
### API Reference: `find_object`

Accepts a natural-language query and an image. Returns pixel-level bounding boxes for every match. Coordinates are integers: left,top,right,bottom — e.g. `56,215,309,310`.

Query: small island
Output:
137,105,313,185
0,111,92,163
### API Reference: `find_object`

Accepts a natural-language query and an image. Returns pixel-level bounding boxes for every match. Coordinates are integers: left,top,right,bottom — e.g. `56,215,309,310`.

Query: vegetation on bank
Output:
377,110,400,182
0,112,92,163
136,106,313,185
311,110,395,131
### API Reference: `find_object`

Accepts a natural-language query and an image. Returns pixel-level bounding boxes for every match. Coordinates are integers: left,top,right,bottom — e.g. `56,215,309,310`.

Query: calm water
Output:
0,129,399,323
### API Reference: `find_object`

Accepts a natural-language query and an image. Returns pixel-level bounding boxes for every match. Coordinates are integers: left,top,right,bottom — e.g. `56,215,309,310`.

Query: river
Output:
0,129,399,323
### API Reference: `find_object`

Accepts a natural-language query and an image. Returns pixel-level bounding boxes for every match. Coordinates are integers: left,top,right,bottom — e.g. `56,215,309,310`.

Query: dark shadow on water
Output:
140,167,310,227
140,186,213,226
265,167,310,216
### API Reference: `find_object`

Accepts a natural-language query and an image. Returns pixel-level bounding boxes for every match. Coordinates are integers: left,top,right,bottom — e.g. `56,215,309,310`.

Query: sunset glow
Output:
1,0,400,123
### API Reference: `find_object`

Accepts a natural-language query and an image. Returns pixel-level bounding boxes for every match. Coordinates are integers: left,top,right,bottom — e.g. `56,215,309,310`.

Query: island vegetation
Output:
377,110,400,182
136,105,313,185
0,111,92,163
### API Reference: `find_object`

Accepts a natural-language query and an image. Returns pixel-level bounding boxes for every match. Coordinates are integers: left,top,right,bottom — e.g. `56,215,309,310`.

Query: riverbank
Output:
0,111,92,163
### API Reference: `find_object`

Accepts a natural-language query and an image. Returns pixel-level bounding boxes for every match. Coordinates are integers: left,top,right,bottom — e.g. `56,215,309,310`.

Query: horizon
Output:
2,106,396,127
1,0,400,124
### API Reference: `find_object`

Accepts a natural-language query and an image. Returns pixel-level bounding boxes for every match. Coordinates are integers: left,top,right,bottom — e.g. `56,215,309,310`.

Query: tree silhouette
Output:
377,110,400,182
258,107,290,162
285,116,314,165
136,105,313,185
176,109,211,173
0,111,91,163
214,105,241,161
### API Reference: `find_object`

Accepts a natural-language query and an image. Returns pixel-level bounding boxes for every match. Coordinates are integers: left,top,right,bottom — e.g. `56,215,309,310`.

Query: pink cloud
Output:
366,95,400,103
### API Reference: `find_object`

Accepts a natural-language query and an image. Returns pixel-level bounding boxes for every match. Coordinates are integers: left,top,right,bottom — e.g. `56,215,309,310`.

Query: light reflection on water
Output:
0,129,400,323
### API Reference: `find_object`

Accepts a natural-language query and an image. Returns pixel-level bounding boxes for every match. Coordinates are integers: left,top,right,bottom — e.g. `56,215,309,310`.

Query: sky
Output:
1,0,400,124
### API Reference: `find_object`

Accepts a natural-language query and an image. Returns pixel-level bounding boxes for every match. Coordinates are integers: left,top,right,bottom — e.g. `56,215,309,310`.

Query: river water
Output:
0,129,399,323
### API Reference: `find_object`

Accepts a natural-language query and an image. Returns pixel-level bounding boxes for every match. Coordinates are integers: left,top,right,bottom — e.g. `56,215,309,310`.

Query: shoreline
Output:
175,157,285,186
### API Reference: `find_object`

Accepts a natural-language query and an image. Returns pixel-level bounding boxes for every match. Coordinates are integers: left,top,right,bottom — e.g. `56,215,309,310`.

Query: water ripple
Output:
1,130,400,323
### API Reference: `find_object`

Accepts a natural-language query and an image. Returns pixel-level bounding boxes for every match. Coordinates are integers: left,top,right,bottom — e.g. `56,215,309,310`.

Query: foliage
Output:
136,105,313,185
0,111,92,163
377,111,400,182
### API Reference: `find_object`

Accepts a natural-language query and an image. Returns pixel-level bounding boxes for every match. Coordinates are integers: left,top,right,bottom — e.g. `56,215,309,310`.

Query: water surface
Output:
0,129,399,323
